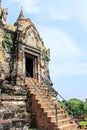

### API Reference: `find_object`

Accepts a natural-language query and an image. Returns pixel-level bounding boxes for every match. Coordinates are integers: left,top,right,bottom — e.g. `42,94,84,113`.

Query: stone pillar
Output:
16,43,24,85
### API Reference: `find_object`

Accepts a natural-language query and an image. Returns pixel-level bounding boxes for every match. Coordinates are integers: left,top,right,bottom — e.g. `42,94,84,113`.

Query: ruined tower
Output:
0,3,77,130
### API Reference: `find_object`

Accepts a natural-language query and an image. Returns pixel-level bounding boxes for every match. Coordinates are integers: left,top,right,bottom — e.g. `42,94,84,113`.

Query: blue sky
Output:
2,0,87,101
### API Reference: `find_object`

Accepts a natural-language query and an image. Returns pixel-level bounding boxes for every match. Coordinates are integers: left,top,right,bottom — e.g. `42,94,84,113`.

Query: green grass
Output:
79,121,87,125
79,121,87,128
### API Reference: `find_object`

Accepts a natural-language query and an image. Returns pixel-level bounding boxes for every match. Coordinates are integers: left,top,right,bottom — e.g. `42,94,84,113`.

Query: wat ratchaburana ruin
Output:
0,2,78,130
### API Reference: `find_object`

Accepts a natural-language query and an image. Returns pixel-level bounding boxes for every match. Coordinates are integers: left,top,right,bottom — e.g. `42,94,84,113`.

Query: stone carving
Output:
0,7,8,24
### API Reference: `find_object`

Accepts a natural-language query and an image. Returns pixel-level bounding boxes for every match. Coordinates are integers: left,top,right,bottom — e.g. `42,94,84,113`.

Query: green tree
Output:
84,102,87,115
2,33,13,51
61,98,85,116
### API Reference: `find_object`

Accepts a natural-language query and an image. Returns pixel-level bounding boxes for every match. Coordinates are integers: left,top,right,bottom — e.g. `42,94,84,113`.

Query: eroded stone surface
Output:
0,5,56,94
0,3,58,129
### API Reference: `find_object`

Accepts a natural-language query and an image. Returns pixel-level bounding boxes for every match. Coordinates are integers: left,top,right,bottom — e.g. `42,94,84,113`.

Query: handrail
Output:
26,72,56,115
26,71,73,125
37,72,73,119
26,72,59,125
37,72,58,96
26,72,57,106
57,92,73,119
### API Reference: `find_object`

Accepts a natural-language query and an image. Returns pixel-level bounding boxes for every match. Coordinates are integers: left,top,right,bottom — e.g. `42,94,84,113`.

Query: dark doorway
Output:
26,57,34,77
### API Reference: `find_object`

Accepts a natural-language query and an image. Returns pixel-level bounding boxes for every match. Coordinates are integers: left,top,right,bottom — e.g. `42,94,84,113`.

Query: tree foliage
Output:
61,98,87,117
2,33,13,51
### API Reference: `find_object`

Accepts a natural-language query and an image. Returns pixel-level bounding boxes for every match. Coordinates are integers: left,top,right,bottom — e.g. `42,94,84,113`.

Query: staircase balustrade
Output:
37,72,73,119
26,71,73,126
26,71,58,125
56,93,73,119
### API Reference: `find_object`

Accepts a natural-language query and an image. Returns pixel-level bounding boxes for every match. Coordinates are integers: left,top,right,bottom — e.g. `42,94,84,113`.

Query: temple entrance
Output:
25,53,38,79
26,57,33,77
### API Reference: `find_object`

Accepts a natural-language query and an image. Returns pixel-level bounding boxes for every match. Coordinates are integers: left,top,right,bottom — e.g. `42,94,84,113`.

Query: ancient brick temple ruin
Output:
0,4,78,130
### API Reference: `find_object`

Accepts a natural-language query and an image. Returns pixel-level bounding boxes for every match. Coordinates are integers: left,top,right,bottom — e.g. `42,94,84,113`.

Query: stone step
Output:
38,102,49,108
43,107,65,116
47,114,70,123
28,83,46,90
28,86,63,110
28,88,45,94
58,123,77,130
27,78,77,130
45,110,68,120
58,109,66,114
45,112,68,122
38,102,55,110
29,88,57,106
34,94,56,104
58,114,69,120
36,99,55,107
58,118,73,126
43,106,62,113
33,95,75,128
29,86,74,126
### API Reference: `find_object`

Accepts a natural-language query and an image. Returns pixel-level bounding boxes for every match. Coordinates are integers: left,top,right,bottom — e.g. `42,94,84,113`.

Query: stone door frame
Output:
24,46,41,81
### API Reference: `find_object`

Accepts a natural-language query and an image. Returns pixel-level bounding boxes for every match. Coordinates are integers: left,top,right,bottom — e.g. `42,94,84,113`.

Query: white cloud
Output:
48,0,87,28
53,63,87,77
39,27,82,60
38,25,87,78
7,0,87,27
38,27,86,77
13,0,40,13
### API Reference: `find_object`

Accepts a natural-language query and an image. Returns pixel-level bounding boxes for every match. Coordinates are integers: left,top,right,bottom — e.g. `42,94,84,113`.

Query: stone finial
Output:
17,8,24,21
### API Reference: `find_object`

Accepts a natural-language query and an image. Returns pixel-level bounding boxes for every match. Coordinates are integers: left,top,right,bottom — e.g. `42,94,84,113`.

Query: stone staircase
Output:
0,99,28,130
25,78,77,130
